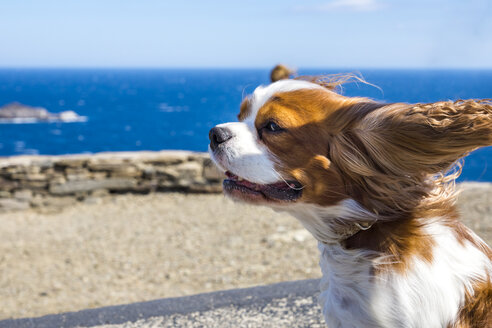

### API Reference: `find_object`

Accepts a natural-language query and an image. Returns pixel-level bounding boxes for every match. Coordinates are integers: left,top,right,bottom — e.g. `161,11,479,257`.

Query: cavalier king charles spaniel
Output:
208,76,492,328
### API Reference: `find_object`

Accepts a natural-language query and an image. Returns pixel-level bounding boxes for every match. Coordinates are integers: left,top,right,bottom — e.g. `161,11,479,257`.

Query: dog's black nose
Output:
209,127,232,151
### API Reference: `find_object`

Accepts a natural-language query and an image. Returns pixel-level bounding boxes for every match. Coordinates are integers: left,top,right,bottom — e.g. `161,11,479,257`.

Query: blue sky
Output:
1,0,491,68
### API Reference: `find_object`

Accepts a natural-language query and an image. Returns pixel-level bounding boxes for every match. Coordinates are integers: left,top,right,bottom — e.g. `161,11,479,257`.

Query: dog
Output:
208,76,492,327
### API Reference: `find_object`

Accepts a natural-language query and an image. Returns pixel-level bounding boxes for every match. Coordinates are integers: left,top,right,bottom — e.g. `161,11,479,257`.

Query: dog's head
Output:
209,77,492,221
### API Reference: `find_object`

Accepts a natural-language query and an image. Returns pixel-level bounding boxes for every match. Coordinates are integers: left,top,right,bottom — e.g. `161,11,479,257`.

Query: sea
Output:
0,68,491,182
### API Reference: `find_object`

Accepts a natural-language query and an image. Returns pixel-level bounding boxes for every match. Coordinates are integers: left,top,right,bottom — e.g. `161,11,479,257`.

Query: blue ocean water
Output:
0,68,491,181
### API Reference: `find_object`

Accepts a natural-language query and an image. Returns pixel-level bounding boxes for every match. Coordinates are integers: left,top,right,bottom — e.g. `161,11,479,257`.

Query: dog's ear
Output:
335,100,492,178
329,100,492,217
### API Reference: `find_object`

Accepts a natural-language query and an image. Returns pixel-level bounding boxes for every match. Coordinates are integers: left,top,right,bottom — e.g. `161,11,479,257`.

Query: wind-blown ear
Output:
343,100,492,177
330,99,492,218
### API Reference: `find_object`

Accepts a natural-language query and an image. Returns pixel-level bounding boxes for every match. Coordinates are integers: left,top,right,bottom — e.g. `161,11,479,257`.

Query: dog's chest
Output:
318,243,386,328
316,224,491,328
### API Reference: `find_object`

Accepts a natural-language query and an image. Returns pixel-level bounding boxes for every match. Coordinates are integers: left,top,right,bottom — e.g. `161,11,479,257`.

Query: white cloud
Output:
295,0,384,13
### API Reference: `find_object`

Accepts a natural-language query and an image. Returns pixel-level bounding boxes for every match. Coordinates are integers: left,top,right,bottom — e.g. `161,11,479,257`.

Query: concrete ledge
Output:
0,279,321,328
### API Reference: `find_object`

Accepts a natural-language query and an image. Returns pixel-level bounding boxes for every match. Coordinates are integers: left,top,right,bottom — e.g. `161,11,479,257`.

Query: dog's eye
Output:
265,121,283,132
258,121,285,139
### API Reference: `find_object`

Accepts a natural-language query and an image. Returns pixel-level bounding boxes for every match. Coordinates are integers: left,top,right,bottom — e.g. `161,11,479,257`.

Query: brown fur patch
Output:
451,278,492,328
344,209,490,273
344,216,436,272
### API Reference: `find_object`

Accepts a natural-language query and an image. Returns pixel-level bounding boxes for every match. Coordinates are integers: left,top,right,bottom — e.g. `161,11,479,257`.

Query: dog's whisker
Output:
272,169,305,191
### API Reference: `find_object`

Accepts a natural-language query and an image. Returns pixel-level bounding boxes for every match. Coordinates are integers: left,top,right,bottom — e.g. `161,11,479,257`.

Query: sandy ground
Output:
0,183,491,320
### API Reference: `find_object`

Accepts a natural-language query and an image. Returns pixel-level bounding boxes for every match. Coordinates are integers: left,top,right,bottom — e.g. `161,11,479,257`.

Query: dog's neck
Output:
283,199,378,244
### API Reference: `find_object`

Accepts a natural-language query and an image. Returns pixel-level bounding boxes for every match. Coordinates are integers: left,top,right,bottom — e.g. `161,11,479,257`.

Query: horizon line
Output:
1,66,492,71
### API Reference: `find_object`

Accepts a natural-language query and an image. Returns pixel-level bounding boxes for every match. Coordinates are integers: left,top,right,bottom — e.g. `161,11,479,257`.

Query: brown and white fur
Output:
208,77,492,328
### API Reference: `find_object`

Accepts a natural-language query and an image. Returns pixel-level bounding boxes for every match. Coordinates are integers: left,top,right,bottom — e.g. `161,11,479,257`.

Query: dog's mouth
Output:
223,171,302,203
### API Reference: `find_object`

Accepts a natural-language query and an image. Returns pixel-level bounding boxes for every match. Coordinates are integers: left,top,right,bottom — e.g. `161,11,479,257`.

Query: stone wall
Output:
0,151,224,212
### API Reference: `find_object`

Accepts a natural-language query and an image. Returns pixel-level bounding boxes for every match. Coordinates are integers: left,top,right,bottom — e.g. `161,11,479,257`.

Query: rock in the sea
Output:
0,102,50,121
0,102,86,123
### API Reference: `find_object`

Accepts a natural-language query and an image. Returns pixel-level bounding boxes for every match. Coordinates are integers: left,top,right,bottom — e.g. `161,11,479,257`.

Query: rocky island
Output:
0,102,87,123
